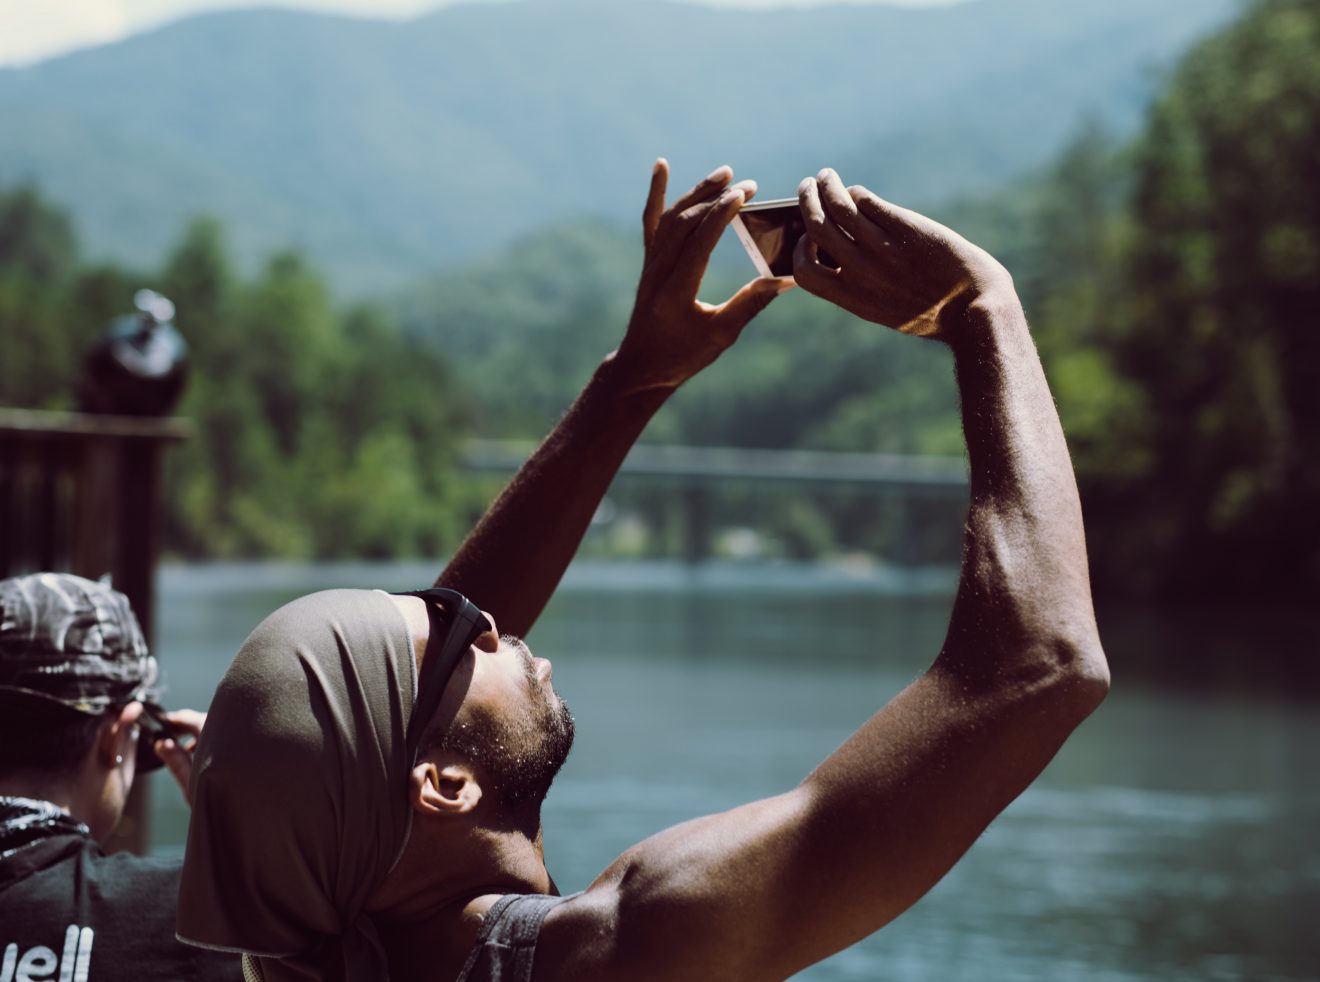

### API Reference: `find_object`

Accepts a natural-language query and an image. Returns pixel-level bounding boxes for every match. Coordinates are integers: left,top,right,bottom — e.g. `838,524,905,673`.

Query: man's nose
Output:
474,609,499,652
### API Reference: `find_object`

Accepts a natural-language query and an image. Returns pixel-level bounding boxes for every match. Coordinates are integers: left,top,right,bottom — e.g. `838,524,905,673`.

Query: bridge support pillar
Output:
681,483,711,565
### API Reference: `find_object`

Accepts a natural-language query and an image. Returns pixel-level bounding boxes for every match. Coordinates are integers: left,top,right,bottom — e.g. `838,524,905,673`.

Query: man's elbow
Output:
1033,627,1110,723
943,610,1111,719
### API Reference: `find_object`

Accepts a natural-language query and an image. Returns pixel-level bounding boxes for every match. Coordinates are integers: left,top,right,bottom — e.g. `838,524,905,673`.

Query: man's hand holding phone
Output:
730,198,838,278
726,168,1017,344
612,159,794,393
792,168,1016,342
141,705,206,806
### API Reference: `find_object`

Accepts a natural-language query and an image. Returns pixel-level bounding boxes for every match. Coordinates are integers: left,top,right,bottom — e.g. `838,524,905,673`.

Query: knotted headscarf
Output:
177,589,416,981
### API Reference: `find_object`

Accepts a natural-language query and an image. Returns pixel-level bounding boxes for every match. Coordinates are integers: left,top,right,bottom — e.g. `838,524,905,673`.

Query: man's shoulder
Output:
0,830,95,900
7,835,185,899
0,836,179,934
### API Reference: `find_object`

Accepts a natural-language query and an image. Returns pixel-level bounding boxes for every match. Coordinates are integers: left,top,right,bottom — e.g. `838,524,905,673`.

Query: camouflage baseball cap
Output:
0,572,159,713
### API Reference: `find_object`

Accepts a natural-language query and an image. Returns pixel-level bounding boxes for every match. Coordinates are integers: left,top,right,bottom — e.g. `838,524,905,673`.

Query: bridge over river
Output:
461,440,969,563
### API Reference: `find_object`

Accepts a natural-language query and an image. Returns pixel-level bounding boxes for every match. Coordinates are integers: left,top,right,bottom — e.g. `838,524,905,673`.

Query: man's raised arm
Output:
531,170,1109,981
434,160,790,636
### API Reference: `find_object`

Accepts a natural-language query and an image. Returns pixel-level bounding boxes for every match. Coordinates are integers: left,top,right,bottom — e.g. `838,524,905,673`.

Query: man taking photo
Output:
177,161,1109,982
0,572,240,980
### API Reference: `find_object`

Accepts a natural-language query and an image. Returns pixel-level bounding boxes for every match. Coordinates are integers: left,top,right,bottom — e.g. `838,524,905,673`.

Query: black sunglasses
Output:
395,587,492,761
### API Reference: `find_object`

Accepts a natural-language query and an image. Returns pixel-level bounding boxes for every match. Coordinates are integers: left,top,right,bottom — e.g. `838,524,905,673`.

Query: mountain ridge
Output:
0,0,1241,293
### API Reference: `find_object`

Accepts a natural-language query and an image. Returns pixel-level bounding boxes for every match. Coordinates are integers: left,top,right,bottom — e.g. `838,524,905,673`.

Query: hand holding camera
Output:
137,703,206,806
728,168,1017,344
791,168,1016,342
613,159,793,393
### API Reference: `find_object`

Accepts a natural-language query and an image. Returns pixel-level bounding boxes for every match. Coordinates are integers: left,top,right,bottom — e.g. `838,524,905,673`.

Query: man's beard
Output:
488,686,575,813
437,639,576,814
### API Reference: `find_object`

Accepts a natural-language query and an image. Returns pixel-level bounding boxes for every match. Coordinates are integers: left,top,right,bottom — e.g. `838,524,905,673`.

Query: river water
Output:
145,561,1318,981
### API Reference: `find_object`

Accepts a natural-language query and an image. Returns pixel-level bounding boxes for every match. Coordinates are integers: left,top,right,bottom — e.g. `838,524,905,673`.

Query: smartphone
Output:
730,198,837,278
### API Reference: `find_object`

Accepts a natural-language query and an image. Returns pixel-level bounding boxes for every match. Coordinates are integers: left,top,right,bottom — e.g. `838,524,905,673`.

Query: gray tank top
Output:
454,894,572,982
238,894,571,982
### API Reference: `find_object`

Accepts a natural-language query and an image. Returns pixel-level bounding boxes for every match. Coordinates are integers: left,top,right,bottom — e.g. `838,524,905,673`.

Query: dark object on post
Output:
0,408,191,852
78,290,189,417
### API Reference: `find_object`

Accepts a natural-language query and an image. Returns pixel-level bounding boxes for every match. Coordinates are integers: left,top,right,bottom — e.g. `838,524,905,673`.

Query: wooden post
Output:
0,408,189,854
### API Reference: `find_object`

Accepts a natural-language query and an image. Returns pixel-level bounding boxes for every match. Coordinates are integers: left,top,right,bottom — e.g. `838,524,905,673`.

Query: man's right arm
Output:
529,172,1109,982
434,160,789,637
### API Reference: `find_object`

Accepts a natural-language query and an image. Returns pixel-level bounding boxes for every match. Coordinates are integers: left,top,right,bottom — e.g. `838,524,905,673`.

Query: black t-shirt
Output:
0,799,241,981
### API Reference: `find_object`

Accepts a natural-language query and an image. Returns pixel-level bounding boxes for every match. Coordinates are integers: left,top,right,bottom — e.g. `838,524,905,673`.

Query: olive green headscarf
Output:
177,589,416,981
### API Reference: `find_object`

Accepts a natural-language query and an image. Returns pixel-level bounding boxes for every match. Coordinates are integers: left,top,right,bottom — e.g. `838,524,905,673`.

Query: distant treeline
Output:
0,206,474,559
1012,0,1320,601
2,0,1316,600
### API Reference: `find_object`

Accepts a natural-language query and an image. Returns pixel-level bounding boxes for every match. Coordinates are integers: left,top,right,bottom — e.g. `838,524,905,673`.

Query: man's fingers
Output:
644,164,737,282
791,232,843,299
799,177,862,268
687,179,756,233
650,180,754,292
667,164,734,217
848,185,946,250
848,186,900,233
156,738,194,805
642,158,669,250
672,180,759,291
714,276,793,333
816,169,864,238
164,708,206,740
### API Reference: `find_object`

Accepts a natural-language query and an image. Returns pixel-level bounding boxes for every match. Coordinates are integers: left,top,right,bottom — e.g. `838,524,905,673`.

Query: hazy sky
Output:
0,0,967,68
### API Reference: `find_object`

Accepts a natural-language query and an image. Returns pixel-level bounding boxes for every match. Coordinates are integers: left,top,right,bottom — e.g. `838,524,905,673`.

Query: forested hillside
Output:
3,0,1315,602
395,0,1320,600
0,0,1238,292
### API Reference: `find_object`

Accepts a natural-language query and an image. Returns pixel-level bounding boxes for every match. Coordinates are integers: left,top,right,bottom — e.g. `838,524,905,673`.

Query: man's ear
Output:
409,757,483,816
97,702,143,769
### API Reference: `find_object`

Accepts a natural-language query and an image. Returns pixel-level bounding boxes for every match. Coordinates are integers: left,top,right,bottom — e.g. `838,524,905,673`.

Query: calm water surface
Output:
146,562,1318,981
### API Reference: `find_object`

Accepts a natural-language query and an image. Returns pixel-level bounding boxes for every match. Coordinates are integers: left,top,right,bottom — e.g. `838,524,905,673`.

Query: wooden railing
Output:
0,407,190,853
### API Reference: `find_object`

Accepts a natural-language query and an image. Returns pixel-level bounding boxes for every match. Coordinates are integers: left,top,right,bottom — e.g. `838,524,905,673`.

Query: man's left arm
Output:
435,160,791,636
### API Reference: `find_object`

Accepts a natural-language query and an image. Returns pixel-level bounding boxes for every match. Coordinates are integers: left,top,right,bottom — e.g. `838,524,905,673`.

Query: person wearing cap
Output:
0,572,241,980
177,163,1109,981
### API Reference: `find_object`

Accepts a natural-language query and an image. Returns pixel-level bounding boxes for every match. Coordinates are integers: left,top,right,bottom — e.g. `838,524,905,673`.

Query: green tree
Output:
0,185,81,408
144,214,468,559
1112,0,1320,597
0,185,76,284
